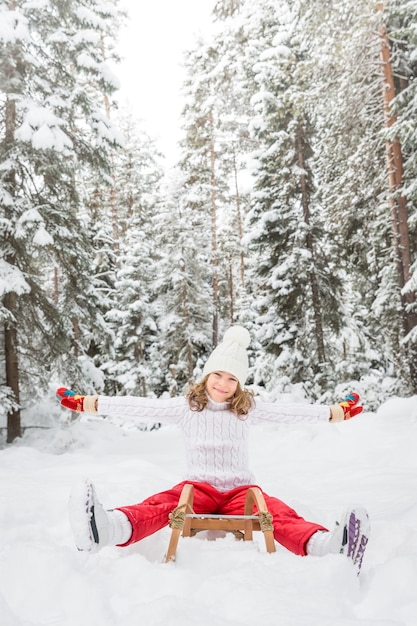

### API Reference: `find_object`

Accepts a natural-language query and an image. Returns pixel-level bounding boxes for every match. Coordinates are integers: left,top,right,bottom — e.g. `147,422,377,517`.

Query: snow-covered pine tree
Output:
149,169,214,395
176,3,267,348
0,0,123,441
380,0,417,391
212,0,245,19
207,1,261,329
178,41,226,347
103,110,164,398
244,1,344,397
298,0,415,397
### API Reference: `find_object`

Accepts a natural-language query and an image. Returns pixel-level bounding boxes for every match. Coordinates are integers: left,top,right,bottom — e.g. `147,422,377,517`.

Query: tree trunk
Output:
232,149,245,289
209,110,219,346
180,280,195,380
101,35,120,263
53,267,59,304
5,292,21,443
296,122,326,367
4,92,22,442
228,256,234,324
72,317,80,358
377,4,417,390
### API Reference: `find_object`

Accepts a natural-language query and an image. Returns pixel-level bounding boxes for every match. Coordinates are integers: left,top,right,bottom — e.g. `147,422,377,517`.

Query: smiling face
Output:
205,371,239,403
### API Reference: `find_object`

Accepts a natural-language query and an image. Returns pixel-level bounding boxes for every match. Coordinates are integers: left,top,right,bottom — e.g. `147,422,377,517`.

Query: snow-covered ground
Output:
1,395,417,626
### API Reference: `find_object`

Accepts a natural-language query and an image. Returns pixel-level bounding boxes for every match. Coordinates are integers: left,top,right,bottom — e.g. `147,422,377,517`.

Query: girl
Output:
58,326,369,573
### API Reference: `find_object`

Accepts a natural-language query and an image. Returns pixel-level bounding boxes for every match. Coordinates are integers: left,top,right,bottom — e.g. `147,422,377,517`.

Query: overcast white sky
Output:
116,1,214,164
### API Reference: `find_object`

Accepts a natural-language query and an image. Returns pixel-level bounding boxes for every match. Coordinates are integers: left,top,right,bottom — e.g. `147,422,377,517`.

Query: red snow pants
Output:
117,481,327,555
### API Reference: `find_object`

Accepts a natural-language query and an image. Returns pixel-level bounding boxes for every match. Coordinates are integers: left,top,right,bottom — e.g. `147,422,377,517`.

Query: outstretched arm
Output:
249,392,363,425
56,387,188,424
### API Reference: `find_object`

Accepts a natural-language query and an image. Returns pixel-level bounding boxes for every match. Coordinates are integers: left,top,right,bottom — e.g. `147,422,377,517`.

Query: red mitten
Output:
330,392,363,422
56,387,97,413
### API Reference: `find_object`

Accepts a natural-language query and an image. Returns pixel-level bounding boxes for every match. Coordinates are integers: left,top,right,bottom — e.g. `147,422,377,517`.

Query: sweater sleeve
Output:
249,399,330,425
97,395,189,424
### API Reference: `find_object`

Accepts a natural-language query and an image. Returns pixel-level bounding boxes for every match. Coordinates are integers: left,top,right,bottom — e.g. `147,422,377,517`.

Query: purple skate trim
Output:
347,511,361,557
346,509,369,574
354,534,369,572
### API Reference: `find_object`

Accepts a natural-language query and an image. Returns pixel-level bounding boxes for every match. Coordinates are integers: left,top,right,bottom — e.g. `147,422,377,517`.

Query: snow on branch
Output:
0,8,29,43
0,259,30,297
15,103,73,152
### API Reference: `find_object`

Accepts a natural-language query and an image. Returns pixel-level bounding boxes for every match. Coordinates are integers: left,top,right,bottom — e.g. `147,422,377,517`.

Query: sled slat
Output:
186,514,259,520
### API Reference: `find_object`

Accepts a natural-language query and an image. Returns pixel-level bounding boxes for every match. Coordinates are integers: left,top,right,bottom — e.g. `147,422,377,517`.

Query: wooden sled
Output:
165,483,276,562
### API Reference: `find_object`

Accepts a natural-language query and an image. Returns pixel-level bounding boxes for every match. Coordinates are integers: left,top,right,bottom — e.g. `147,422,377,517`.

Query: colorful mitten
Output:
56,387,98,414
330,392,363,422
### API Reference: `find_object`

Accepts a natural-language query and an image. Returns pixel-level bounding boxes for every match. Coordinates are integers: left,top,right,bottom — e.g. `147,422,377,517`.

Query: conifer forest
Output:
1,0,417,442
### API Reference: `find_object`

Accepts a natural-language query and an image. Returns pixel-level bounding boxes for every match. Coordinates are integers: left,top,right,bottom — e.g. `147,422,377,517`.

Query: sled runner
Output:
165,484,276,562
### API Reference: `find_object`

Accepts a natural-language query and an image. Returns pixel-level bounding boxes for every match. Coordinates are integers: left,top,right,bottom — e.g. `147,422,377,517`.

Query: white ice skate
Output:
68,479,111,552
328,506,370,574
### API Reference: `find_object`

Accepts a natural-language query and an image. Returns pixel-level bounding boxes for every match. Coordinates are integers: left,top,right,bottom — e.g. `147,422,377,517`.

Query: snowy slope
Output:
0,396,416,626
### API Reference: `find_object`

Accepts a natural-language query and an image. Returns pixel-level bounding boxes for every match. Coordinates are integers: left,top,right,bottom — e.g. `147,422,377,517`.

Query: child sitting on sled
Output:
57,325,369,572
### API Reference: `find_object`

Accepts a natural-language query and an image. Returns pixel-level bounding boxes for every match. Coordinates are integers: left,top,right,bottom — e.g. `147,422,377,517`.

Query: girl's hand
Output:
56,387,97,413
330,392,362,422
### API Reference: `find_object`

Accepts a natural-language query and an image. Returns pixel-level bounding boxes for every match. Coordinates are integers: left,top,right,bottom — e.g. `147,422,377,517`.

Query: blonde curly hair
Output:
186,375,254,419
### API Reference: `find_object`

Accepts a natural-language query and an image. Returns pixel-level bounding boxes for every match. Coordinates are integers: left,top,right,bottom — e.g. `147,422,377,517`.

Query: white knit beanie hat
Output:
202,325,251,387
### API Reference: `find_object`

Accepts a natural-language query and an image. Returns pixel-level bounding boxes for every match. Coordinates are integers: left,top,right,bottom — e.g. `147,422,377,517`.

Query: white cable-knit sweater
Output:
98,395,330,492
